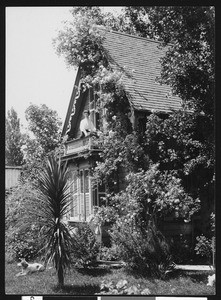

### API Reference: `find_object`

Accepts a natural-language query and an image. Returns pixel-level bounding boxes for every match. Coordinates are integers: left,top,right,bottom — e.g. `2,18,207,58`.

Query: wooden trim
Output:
62,67,82,136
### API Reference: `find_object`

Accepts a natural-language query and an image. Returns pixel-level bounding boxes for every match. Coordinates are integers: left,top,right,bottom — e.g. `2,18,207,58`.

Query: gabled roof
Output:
62,29,182,136
101,29,182,112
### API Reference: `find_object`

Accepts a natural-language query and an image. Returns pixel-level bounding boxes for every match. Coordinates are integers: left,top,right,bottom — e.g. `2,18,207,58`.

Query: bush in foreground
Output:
70,223,101,268
110,221,175,279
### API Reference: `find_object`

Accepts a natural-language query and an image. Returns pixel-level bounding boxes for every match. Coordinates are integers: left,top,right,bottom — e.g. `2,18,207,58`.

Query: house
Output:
61,28,190,237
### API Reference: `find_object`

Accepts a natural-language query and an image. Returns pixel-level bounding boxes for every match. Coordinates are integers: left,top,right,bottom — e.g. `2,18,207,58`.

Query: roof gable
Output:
62,29,183,136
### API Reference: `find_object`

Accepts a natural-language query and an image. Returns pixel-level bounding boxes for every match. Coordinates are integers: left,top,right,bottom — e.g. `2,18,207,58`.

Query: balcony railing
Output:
64,136,98,156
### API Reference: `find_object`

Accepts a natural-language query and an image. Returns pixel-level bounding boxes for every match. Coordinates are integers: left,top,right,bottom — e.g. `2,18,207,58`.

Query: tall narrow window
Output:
79,169,90,221
84,170,90,218
72,172,78,218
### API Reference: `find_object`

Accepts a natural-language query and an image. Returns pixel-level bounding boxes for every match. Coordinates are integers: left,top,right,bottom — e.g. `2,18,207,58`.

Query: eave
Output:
61,67,82,137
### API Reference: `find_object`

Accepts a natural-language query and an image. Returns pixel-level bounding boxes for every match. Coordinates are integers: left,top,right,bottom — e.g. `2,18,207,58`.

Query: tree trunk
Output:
57,264,64,288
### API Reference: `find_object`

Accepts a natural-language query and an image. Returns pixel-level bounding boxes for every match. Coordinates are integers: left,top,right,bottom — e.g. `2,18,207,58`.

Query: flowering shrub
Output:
95,164,198,228
93,163,197,276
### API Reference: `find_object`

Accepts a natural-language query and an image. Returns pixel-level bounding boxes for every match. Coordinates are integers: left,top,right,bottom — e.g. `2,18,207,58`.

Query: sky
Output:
6,6,123,132
6,7,76,131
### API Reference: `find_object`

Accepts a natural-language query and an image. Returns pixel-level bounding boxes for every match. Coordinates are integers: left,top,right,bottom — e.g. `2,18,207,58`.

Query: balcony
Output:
64,136,99,157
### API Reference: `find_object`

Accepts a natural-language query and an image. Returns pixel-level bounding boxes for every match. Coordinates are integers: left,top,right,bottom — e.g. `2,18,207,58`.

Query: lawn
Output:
5,262,215,295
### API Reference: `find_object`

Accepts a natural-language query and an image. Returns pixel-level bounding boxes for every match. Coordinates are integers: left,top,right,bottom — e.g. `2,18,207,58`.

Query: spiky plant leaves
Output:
36,154,73,288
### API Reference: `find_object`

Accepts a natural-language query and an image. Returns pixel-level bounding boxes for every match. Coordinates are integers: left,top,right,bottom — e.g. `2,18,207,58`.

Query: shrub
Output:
99,244,121,261
5,181,44,262
195,212,215,266
195,235,215,265
11,226,44,261
110,221,175,279
70,223,100,268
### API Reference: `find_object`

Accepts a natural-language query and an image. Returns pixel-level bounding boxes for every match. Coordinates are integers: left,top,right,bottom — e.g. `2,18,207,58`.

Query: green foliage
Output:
70,223,100,268
194,212,215,265
36,154,73,287
144,110,214,236
25,103,62,153
145,111,214,193
94,164,197,275
96,164,198,228
10,225,44,261
5,181,44,262
195,235,213,260
110,221,174,279
54,8,107,76
54,6,136,75
94,132,148,192
22,103,62,182
5,107,24,166
99,244,121,261
124,7,215,230
126,165,198,223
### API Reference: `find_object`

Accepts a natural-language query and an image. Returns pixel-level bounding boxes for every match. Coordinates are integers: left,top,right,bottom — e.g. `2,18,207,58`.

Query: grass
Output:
5,261,215,295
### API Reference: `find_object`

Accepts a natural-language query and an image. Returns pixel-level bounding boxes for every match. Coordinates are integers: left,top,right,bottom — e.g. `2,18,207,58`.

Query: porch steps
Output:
174,264,214,271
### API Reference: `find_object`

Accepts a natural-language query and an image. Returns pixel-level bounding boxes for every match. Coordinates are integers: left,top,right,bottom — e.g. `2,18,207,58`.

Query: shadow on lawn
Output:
76,267,112,277
54,283,100,295
168,269,212,283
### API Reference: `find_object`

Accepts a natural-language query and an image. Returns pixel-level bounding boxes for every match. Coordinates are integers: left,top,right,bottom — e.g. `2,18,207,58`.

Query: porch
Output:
64,136,99,157
64,136,95,155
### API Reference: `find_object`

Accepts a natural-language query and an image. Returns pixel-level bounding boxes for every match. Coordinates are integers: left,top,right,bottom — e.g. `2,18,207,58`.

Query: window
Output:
79,169,90,221
84,169,89,193
69,171,79,219
92,181,106,207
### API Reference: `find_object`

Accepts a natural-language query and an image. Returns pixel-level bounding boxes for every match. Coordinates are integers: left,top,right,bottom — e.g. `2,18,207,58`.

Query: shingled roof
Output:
101,29,182,112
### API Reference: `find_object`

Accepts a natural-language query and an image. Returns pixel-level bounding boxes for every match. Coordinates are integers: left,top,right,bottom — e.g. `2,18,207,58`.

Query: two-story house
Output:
61,28,191,237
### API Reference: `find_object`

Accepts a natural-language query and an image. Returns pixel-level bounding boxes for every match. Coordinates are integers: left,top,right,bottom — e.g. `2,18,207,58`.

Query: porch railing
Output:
64,136,98,156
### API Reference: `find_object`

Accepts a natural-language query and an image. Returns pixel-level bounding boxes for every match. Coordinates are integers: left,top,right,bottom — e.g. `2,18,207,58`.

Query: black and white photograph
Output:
5,6,215,296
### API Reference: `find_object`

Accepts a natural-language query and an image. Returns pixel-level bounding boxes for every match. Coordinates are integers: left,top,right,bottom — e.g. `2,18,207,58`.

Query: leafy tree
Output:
5,107,24,166
25,103,62,153
22,103,62,182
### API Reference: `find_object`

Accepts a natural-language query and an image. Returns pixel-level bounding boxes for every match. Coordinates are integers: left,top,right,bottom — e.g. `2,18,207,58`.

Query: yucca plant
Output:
37,154,73,288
